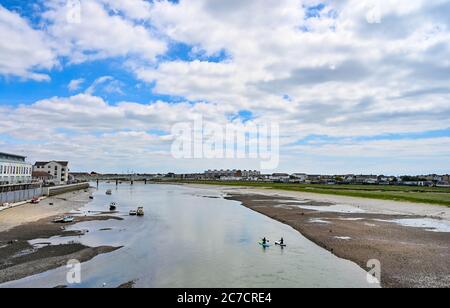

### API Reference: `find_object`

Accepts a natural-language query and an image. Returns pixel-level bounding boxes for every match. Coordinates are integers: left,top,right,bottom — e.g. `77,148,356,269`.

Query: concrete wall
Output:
0,186,44,205
46,182,90,196
0,182,89,205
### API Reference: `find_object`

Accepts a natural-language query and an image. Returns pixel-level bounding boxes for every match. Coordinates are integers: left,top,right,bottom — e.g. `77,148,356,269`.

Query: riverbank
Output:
0,188,122,285
187,184,450,288
0,189,94,233
170,181,450,206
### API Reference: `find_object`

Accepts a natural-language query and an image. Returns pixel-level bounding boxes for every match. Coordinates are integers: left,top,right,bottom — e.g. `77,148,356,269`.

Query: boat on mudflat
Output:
137,207,144,216
110,202,117,211
129,210,137,216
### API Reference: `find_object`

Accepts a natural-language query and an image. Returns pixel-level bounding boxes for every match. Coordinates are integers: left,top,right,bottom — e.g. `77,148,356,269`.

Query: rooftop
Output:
34,161,69,167
0,152,27,162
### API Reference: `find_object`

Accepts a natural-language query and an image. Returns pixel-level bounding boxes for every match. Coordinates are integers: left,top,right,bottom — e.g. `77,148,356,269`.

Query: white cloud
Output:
68,78,85,91
0,5,57,80
42,0,166,64
139,0,450,139
2,0,450,173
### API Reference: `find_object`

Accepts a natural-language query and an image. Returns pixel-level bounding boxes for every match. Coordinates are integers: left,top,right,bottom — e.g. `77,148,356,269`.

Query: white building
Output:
241,170,261,178
33,161,69,185
291,173,308,182
0,152,33,185
270,173,290,182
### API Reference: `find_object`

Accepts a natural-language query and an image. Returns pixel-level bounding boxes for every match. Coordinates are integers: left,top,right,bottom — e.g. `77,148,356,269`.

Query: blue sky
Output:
1,0,450,174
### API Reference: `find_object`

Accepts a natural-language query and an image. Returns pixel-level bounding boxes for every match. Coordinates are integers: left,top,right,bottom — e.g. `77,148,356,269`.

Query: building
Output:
241,170,261,179
0,152,32,185
33,161,70,185
204,169,239,179
32,171,55,185
270,173,290,182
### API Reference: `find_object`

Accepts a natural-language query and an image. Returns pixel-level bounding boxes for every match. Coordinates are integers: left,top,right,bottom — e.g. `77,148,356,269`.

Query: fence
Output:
0,182,90,206
0,186,44,205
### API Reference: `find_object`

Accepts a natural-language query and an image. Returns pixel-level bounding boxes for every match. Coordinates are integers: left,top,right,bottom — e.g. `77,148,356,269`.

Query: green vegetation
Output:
170,180,450,207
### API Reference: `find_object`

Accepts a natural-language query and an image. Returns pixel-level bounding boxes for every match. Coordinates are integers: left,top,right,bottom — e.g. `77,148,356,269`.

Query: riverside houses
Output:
33,161,70,185
0,152,33,185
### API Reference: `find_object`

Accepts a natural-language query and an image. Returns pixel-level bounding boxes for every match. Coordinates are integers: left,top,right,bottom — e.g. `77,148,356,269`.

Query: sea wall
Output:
45,182,90,196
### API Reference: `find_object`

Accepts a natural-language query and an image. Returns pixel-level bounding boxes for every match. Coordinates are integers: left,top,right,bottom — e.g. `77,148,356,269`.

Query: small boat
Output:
53,216,75,223
275,241,287,247
110,202,117,211
63,216,75,223
259,242,271,248
53,217,64,223
89,196,94,200
137,207,144,216
106,190,112,195
31,197,40,204
129,210,137,216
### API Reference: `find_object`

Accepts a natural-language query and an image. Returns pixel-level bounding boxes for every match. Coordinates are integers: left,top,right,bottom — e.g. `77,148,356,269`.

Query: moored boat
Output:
137,207,144,216
53,216,75,223
63,216,75,223
53,216,64,223
110,202,117,211
129,210,137,216
31,197,40,204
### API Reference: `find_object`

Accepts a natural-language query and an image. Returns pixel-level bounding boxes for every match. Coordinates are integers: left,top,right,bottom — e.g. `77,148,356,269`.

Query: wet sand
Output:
222,191,450,288
0,189,123,285
0,189,95,233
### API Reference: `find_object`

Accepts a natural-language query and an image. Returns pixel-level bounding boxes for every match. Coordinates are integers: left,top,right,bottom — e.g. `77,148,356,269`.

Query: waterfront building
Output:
270,173,290,182
32,171,56,185
205,169,261,179
291,173,308,182
0,152,33,185
33,161,70,185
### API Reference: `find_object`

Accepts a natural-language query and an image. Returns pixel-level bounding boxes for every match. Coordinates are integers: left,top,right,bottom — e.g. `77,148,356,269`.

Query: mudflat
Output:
0,189,122,285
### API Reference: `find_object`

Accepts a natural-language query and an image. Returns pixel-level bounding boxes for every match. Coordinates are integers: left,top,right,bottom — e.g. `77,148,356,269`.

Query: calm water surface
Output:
1,184,378,288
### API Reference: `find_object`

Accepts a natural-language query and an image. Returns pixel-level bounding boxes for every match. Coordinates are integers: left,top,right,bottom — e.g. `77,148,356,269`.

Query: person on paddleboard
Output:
262,237,268,245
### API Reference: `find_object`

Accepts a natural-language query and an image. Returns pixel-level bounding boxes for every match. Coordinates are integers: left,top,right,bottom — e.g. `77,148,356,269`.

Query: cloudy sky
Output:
1,0,449,175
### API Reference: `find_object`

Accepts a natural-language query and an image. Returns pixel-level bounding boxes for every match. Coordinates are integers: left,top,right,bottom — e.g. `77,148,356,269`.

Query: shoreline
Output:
0,188,122,285
187,183,450,288
167,181,450,207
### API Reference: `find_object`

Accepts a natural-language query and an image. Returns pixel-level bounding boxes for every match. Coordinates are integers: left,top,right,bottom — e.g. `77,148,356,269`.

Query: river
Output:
1,183,378,288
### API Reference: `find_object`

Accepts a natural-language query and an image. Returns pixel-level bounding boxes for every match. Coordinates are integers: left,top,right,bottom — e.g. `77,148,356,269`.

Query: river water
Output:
1,183,378,288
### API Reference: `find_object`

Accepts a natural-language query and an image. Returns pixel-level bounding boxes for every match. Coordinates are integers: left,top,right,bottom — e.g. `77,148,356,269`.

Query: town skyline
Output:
1,1,450,176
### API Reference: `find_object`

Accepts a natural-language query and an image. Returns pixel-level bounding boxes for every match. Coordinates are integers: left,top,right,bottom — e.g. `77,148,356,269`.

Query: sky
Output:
1,0,450,175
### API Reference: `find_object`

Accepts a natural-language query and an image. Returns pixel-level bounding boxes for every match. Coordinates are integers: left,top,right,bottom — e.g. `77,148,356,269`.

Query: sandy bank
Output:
0,186,125,286
0,189,94,233
185,183,450,221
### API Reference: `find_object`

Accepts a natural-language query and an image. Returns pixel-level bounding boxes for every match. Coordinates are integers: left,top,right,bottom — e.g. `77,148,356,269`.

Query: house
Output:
0,152,32,185
436,181,450,188
32,171,55,185
270,173,290,182
291,173,307,182
33,161,70,185
241,170,261,179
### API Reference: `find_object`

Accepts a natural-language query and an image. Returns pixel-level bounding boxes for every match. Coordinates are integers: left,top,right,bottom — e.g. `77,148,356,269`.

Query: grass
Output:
168,180,450,207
